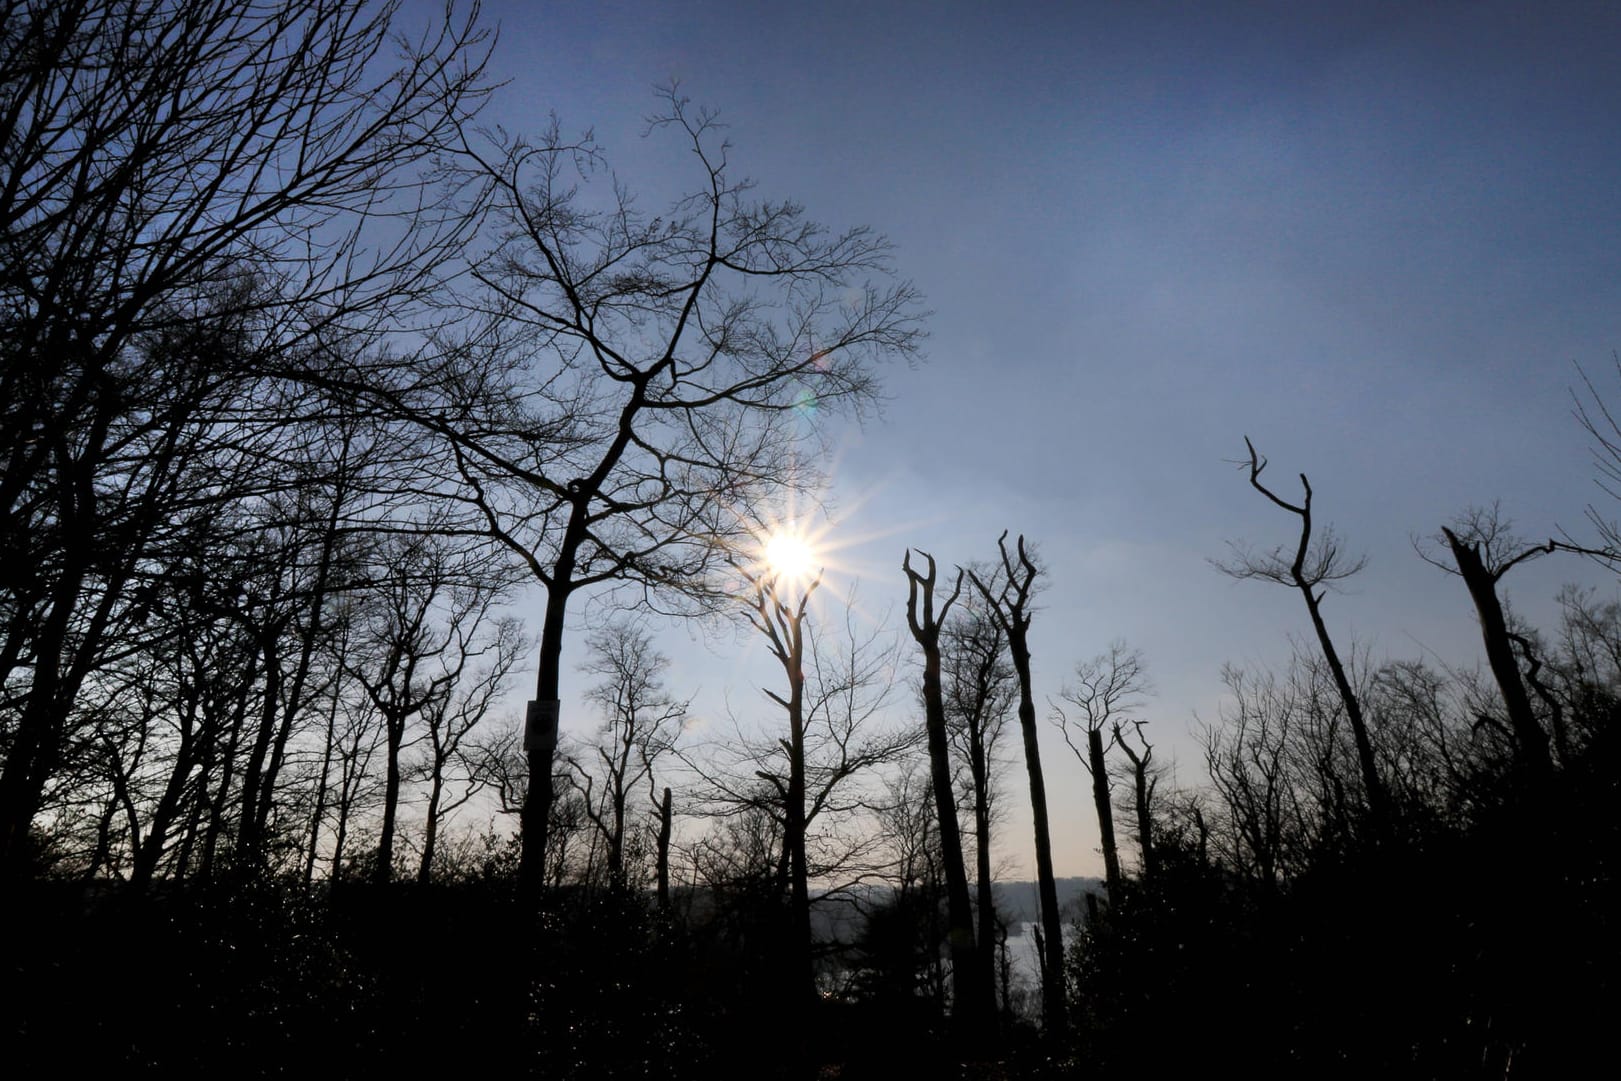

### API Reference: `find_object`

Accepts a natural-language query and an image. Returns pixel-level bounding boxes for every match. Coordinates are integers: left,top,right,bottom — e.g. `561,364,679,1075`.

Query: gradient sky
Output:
418,0,1621,877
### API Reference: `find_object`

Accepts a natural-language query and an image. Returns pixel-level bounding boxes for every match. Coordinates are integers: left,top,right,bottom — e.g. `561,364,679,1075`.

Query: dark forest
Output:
3,3,1616,1078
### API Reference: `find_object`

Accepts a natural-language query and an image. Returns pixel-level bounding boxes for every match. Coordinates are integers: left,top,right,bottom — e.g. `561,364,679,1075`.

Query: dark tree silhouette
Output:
903,549,993,1039
442,88,924,899
1432,507,1558,780
566,618,687,891
968,533,1066,1041
940,576,1016,1013
1053,641,1151,905
0,0,492,879
1216,437,1390,839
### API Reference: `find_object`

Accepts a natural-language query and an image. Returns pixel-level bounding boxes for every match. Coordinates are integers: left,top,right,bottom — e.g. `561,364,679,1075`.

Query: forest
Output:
3,3,1616,1078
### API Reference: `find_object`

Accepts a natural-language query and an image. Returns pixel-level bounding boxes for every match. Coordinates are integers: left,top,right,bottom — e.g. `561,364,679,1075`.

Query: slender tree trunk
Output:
236,637,284,867
785,616,815,1002
972,792,997,1012
1009,632,1068,1040
905,553,992,1041
200,669,254,880
656,786,672,911
1088,728,1122,907
418,769,444,886
375,713,405,885
304,685,341,889
1131,756,1155,881
1298,582,1389,831
1444,528,1552,779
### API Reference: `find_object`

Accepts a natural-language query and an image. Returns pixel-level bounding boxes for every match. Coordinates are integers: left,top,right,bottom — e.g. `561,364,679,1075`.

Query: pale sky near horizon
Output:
413,0,1621,878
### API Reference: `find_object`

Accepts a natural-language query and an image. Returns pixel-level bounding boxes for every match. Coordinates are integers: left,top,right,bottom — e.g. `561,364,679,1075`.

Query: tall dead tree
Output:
941,581,1016,1013
1217,437,1390,839
903,550,993,1039
1114,721,1158,881
1433,508,1557,780
969,532,1066,1041
741,562,821,1002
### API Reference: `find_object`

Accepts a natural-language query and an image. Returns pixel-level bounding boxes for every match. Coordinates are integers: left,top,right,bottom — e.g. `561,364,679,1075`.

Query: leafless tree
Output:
565,619,687,892
1112,720,1159,881
903,549,992,1037
967,532,1066,1041
1201,663,1300,887
940,574,1016,1003
413,611,525,885
1421,506,1557,779
0,0,494,879
688,579,909,1003
441,86,924,897
1052,640,1150,906
344,530,519,884
1215,437,1390,839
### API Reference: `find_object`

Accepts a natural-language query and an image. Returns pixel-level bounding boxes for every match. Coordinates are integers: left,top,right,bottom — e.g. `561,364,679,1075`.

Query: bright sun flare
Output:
763,529,818,584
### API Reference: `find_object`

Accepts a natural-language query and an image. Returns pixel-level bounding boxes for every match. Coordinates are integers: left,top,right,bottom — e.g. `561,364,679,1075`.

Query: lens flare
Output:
764,529,817,584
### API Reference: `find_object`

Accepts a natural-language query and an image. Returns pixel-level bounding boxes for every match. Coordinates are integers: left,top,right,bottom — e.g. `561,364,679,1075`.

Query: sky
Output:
408,0,1621,877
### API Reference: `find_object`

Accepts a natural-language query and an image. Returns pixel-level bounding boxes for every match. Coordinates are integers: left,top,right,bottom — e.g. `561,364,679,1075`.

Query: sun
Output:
764,528,818,585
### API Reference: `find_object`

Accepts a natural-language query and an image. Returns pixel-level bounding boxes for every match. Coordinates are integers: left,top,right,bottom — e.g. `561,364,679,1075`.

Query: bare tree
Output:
737,559,819,1000
442,87,924,897
967,532,1066,1041
1053,641,1150,906
414,611,525,885
345,531,518,884
565,619,687,892
0,0,493,878
1216,437,1390,839
940,577,1016,1008
1201,664,1299,887
1113,724,1158,880
1424,506,1558,780
903,549,993,1038
695,574,910,1004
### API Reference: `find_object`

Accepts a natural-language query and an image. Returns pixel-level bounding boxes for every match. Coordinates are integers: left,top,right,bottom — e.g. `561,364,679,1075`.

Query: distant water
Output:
1002,920,1069,991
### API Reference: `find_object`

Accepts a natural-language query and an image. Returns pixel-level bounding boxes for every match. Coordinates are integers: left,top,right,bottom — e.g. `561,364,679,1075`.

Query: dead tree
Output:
1114,721,1159,881
1433,508,1557,780
968,532,1067,1041
941,580,1016,1013
1053,641,1150,907
904,550,994,1039
1216,437,1390,839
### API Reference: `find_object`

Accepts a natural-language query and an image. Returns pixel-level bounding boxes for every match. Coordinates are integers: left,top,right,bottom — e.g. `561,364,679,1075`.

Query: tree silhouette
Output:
0,0,492,879
1216,437,1390,840
903,549,993,1040
968,532,1066,1041
442,88,924,898
1053,641,1150,905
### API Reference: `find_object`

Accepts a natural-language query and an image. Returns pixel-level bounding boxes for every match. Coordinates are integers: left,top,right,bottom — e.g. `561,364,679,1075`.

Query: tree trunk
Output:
1088,727,1122,907
972,784,998,1017
1444,528,1553,779
785,616,815,1003
1131,756,1155,881
519,577,572,900
1010,632,1068,1041
905,553,992,1042
656,786,672,911
375,713,405,885
418,769,444,886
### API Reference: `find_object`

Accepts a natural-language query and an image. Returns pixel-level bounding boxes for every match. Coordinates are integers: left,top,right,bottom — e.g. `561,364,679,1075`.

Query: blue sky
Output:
423,1,1621,876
